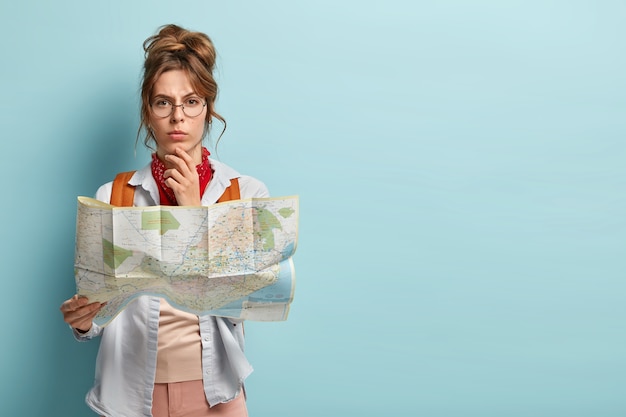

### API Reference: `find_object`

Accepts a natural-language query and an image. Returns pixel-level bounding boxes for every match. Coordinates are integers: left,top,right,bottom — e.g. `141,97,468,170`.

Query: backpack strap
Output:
110,171,137,206
110,172,240,206
217,178,241,202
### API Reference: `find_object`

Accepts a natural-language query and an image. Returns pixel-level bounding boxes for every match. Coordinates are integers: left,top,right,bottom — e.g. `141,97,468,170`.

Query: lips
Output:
168,130,187,140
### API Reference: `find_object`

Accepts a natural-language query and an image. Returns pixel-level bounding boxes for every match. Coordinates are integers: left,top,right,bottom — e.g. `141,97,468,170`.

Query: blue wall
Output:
1,1,625,416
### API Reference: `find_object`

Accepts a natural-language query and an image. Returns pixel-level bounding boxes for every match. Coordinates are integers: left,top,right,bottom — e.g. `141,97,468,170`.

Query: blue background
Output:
1,1,625,416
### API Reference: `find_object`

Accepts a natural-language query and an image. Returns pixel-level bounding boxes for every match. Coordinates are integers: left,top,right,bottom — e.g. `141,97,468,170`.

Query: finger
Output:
170,147,193,163
66,310,99,330
167,149,195,174
163,167,183,182
70,306,103,331
164,173,189,193
174,147,195,168
165,166,198,189
165,151,189,170
63,301,104,325
60,294,89,313
59,295,76,313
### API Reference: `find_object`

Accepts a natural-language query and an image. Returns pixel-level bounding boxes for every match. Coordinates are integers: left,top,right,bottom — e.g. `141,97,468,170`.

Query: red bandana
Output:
151,147,212,206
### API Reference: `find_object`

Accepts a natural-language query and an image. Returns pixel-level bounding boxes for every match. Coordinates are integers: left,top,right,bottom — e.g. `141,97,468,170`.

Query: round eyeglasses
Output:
150,97,207,118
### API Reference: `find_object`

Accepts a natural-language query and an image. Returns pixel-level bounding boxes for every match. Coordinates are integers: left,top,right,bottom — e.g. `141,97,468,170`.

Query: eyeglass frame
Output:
149,97,208,119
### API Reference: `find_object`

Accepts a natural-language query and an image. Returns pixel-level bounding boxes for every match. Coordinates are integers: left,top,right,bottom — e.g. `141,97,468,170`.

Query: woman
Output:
59,24,268,417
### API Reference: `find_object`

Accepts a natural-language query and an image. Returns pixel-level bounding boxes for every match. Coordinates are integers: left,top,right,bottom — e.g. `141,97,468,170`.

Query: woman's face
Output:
149,69,207,164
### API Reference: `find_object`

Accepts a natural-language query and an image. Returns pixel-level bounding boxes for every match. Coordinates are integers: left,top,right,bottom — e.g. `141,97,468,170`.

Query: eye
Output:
185,97,202,106
153,99,170,108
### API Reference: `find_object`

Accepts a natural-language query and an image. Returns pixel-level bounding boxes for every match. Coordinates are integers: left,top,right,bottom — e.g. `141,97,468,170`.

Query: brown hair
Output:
138,24,226,149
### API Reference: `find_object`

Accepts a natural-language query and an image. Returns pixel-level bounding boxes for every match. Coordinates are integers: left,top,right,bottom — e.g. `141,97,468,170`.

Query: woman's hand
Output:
59,295,105,333
164,148,201,206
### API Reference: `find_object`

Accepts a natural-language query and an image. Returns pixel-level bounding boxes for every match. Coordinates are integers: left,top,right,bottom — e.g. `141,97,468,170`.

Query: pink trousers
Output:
151,380,248,417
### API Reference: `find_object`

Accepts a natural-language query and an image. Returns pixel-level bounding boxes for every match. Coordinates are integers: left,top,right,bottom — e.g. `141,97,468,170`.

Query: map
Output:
74,195,298,326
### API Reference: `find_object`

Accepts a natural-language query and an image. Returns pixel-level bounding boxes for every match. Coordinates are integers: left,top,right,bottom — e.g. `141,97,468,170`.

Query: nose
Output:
171,104,185,121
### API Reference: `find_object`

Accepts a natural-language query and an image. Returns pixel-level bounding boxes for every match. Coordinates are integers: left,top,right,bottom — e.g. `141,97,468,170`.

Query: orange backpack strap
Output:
110,171,137,207
217,178,241,203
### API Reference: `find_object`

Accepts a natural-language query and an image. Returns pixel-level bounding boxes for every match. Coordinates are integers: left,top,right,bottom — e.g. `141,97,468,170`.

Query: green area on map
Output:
256,208,282,250
142,210,181,235
279,207,295,218
103,239,133,269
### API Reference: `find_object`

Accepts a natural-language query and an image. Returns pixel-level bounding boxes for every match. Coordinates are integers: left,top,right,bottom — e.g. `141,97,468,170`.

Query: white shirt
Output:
74,159,269,417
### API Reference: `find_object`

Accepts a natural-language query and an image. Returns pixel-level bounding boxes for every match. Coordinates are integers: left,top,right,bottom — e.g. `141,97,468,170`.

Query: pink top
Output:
154,299,203,383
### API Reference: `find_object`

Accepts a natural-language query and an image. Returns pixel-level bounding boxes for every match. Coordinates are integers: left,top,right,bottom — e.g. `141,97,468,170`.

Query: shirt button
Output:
204,336,210,342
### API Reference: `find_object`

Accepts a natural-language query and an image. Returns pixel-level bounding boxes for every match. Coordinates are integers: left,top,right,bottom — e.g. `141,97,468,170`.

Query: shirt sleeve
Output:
238,175,270,199
94,181,113,203
71,322,103,341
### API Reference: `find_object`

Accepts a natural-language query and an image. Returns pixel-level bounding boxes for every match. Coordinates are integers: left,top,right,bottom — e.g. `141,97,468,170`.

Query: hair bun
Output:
144,24,216,71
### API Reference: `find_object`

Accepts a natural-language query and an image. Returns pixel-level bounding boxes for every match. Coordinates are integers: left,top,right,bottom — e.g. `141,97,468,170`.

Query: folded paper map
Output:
74,195,298,326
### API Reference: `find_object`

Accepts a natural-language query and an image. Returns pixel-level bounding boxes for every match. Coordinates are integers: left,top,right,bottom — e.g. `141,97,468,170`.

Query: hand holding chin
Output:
163,148,202,206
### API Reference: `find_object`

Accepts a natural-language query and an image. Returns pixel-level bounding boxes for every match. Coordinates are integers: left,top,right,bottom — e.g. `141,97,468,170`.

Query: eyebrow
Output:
152,92,199,100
